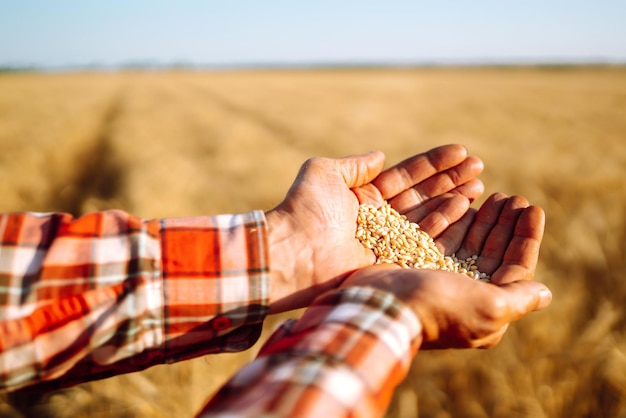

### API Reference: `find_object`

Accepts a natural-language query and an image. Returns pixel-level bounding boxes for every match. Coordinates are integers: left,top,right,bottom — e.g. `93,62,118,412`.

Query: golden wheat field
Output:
0,67,625,418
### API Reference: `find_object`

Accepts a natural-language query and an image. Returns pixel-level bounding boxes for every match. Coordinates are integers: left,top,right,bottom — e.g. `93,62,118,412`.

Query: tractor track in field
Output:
47,91,126,216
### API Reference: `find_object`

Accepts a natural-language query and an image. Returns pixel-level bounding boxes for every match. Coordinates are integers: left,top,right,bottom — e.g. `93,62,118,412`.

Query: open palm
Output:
435,192,546,285
267,145,484,312
339,193,548,349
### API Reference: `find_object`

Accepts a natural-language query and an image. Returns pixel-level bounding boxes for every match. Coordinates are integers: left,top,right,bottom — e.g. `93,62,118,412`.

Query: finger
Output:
387,155,484,213
449,178,485,203
456,193,509,259
477,195,529,275
402,193,464,223
337,151,386,189
389,156,484,209
402,178,481,230
354,173,483,209
435,208,477,255
472,324,509,349
372,144,469,201
490,205,546,284
499,280,553,320
352,183,385,206
472,280,551,347
406,194,470,239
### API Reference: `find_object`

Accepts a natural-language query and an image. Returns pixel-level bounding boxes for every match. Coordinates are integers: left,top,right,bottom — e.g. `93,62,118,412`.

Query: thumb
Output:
500,280,552,320
336,151,385,189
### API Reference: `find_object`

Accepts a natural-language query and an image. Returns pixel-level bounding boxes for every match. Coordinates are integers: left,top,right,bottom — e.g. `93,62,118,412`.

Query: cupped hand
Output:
267,145,484,313
340,264,552,349
353,145,484,238
435,192,546,285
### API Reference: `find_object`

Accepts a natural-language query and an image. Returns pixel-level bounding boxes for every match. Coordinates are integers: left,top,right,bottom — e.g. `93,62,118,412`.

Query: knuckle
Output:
446,168,464,186
304,156,323,167
301,156,331,174
480,296,509,331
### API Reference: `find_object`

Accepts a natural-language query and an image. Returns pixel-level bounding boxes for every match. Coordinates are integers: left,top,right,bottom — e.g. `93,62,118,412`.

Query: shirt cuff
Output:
157,210,271,358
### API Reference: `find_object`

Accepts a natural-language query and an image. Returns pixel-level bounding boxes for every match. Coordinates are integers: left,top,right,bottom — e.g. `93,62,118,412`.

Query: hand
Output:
352,145,484,238
435,192,546,284
266,145,484,313
340,264,552,349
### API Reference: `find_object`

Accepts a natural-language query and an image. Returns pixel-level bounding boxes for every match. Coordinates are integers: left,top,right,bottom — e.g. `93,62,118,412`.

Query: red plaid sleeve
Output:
198,287,423,418
0,210,270,391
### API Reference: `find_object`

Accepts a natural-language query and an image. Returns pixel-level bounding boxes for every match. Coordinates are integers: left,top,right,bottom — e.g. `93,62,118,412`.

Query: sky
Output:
1,1,625,69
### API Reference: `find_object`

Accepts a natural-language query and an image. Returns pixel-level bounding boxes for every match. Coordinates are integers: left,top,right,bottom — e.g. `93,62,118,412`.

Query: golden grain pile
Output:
356,202,490,281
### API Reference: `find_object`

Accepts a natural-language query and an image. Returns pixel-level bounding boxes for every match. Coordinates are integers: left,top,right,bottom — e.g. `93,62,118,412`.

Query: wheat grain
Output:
356,202,490,281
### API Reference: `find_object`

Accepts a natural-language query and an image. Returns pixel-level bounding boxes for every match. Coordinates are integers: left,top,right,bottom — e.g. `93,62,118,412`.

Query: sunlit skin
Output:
340,193,550,350
266,144,485,313
259,141,550,351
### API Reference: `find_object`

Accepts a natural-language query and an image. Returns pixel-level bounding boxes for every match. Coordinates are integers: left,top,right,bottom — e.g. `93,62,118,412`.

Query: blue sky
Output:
1,1,625,68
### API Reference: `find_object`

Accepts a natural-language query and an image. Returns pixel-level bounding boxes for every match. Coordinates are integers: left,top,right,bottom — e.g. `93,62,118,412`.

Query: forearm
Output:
0,210,271,391
199,287,423,418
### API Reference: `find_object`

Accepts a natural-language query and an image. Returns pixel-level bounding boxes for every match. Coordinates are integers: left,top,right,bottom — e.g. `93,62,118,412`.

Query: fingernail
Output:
538,288,553,309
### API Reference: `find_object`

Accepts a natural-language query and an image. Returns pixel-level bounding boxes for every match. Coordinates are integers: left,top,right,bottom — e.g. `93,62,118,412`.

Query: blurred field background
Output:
0,66,625,417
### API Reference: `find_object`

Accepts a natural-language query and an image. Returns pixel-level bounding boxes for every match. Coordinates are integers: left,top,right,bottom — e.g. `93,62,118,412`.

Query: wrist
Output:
265,209,313,307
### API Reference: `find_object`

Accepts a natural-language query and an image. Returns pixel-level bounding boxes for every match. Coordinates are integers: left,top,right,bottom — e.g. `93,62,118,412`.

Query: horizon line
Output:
2,57,626,72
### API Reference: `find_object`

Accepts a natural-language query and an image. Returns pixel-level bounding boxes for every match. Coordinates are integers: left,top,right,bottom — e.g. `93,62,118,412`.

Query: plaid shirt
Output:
0,210,269,391
0,210,423,417
200,287,423,418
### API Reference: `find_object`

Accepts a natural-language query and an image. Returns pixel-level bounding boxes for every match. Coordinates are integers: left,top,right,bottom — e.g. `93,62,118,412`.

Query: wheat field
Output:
0,67,625,417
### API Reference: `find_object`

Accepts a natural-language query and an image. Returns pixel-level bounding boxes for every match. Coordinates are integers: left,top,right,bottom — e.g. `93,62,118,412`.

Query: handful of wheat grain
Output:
356,202,490,282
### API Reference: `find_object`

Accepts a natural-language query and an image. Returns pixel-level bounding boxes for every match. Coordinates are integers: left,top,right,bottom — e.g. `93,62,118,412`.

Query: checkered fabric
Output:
199,286,422,418
0,210,270,391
